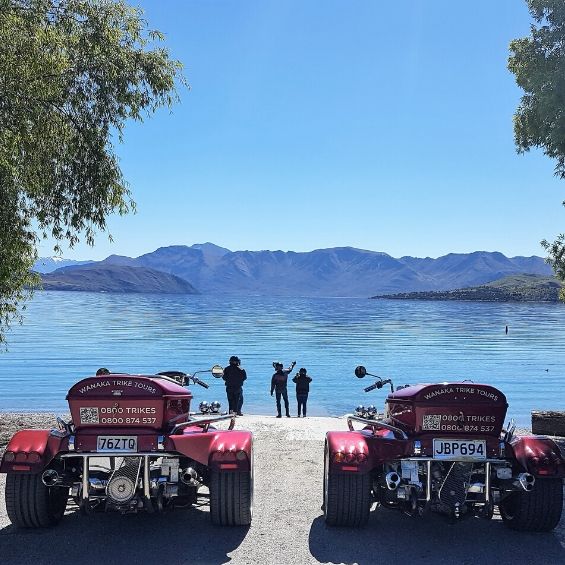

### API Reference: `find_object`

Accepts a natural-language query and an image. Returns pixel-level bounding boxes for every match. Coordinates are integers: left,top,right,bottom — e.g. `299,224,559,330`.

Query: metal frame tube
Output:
394,457,507,464
171,413,236,435
346,415,408,440
82,456,89,501
60,452,176,459
426,460,432,502
484,462,491,503
143,455,150,500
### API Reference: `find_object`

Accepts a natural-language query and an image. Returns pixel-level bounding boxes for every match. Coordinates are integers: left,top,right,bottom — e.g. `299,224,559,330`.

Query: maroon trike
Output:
323,366,564,530
1,366,253,527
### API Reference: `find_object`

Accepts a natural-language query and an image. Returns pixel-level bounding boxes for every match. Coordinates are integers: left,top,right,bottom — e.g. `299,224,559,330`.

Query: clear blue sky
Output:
39,0,565,260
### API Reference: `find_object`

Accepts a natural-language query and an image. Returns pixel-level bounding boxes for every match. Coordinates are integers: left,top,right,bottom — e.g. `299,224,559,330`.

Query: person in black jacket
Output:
222,356,247,415
292,367,312,417
270,360,296,418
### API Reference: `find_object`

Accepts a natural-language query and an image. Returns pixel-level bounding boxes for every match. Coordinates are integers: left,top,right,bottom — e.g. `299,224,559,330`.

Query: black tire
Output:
5,473,68,528
500,478,563,532
323,442,371,527
210,470,252,526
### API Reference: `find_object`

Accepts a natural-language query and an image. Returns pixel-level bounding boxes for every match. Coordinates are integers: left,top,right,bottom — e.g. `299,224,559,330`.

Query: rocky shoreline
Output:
0,413,65,454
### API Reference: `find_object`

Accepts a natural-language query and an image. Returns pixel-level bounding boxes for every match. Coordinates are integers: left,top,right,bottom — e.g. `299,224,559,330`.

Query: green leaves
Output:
510,1,565,287
509,2,565,177
0,0,185,345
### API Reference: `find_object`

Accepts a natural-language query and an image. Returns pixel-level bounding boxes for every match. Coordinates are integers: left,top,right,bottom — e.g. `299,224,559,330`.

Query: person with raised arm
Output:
270,360,296,418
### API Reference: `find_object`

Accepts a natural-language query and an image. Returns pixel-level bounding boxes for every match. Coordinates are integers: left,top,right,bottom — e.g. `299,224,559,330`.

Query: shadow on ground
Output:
0,504,249,565
308,509,565,565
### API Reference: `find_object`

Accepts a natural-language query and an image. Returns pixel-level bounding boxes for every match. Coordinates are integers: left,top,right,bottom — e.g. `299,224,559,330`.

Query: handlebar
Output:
190,376,209,389
364,379,393,393
156,370,210,388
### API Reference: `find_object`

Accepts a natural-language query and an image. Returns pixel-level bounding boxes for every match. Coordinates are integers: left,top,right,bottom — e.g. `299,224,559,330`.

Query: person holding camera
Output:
292,367,312,417
270,360,296,418
222,355,247,415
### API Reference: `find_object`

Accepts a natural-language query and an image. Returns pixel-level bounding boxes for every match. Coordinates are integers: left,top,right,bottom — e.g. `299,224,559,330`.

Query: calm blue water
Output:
1,292,564,425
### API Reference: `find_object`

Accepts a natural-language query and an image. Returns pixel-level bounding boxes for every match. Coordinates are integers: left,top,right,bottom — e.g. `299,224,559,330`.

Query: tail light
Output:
333,449,368,465
166,399,189,421
211,448,248,469
3,451,41,464
530,453,561,476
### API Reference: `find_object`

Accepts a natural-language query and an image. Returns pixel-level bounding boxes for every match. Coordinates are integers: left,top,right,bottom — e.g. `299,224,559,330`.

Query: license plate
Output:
96,436,138,452
433,439,486,460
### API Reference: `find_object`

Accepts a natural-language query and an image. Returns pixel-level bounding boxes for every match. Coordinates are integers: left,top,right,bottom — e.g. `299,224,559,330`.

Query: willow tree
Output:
508,1,565,294
0,0,184,344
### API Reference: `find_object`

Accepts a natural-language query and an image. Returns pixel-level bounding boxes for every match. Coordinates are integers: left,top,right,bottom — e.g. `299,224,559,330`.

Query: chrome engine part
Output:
515,472,535,492
385,471,401,490
376,459,537,521
106,457,142,505
180,467,202,487
42,469,61,487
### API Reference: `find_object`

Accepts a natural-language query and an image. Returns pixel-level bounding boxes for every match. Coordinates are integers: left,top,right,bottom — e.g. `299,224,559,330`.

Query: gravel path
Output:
0,414,564,565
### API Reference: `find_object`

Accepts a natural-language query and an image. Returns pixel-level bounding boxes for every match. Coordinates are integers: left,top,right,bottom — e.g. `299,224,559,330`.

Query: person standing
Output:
292,367,312,417
270,360,296,418
222,356,247,415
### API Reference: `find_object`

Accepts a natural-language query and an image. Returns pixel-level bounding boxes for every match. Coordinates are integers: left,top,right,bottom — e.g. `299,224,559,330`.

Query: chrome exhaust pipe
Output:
180,467,201,487
41,469,61,487
515,473,535,492
385,472,401,490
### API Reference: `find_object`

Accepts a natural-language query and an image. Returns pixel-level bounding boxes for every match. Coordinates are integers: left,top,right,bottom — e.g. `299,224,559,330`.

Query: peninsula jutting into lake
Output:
372,274,562,303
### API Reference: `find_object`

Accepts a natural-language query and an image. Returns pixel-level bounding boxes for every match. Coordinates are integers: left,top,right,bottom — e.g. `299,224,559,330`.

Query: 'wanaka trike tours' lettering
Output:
78,380,157,395
423,387,499,402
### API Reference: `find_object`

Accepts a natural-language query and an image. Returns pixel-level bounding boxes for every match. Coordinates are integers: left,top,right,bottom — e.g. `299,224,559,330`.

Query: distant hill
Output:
35,244,554,297
33,257,93,273
372,274,562,302
40,265,199,294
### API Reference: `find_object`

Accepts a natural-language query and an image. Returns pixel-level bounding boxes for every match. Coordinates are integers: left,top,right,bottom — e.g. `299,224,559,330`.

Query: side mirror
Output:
211,365,224,378
355,366,367,378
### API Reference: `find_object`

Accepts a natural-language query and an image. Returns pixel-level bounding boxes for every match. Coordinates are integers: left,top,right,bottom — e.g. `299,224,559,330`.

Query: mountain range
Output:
34,243,554,297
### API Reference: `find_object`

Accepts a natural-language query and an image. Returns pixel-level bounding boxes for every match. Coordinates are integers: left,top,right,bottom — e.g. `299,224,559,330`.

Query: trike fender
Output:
326,431,373,473
509,435,565,478
0,429,68,474
167,429,252,472
326,430,410,473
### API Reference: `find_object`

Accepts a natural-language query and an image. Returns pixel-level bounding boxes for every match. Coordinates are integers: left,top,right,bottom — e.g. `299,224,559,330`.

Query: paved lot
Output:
0,415,564,565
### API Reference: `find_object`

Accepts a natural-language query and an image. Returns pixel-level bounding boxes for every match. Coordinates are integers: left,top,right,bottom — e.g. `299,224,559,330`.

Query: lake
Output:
1,292,564,426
